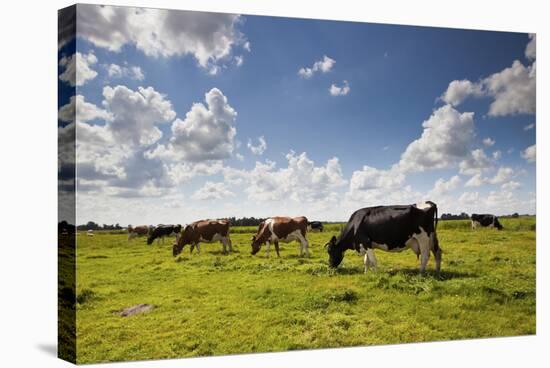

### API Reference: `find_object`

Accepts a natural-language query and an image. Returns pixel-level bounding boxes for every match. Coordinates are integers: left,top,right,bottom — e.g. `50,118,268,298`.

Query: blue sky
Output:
58,5,536,225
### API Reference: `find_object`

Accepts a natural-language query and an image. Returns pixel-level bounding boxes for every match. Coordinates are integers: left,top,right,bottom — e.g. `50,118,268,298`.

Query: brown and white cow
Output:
251,216,310,258
127,225,150,241
172,219,232,256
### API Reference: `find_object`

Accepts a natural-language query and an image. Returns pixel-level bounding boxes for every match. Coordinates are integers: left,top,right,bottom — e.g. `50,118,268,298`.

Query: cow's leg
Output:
366,248,377,271
265,241,271,258
297,233,310,257
196,242,201,254
418,232,431,274
432,233,442,273
363,253,369,273
190,243,195,254
274,240,280,258
227,237,233,253
221,238,228,254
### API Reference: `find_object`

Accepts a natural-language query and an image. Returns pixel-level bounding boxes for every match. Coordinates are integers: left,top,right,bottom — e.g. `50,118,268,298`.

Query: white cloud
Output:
192,181,235,200
329,80,350,96
440,79,483,106
501,181,521,191
228,152,346,203
298,55,335,78
58,95,113,123
492,150,502,160
59,51,98,86
525,34,536,60
76,4,247,73
459,149,492,175
350,166,405,192
524,123,535,131
106,63,145,80
235,153,244,161
464,166,515,187
484,60,536,116
234,55,244,67
247,136,267,155
398,105,475,173
103,85,176,147
521,144,536,163
147,88,237,161
483,137,495,147
430,175,462,196
439,37,536,117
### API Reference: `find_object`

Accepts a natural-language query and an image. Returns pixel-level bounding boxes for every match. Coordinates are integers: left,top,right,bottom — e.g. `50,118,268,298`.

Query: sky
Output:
58,4,536,225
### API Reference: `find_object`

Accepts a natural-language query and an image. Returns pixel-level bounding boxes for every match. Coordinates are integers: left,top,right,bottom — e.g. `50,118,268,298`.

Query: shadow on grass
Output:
386,268,478,280
331,266,478,280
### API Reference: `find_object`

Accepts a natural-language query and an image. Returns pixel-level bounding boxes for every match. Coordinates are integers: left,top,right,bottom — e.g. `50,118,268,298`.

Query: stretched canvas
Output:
58,3,536,364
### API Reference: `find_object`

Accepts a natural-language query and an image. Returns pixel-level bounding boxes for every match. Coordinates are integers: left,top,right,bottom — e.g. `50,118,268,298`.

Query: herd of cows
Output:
118,202,506,274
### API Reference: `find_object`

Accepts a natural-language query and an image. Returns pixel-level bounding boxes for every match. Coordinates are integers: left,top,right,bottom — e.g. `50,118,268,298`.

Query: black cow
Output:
326,201,442,274
147,224,182,245
308,221,324,232
471,214,503,230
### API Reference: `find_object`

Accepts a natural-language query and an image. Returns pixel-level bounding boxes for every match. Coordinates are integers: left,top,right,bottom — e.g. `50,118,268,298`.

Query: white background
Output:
0,0,546,366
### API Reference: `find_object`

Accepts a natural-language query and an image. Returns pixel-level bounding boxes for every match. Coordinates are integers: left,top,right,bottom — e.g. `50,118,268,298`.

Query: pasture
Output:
74,217,536,364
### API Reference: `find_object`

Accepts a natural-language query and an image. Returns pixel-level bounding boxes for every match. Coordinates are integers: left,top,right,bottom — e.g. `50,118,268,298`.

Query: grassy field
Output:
74,217,536,364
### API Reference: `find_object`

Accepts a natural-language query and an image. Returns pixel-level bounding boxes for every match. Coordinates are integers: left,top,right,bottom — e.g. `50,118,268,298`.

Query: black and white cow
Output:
308,221,324,232
471,214,503,230
147,224,182,245
326,201,442,274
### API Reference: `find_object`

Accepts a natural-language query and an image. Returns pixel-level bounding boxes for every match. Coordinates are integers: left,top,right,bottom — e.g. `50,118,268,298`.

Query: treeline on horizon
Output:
59,212,533,231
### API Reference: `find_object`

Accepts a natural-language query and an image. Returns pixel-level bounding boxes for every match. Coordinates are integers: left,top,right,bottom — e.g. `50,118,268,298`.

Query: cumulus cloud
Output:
459,149,492,175
521,144,536,163
226,152,346,203
484,60,536,116
501,181,521,191
106,63,145,80
483,137,495,147
492,150,502,160
59,51,98,86
58,95,113,123
398,104,475,173
430,175,462,196
147,88,237,161
525,34,536,60
76,4,247,73
192,181,235,200
103,85,176,146
439,36,536,117
298,55,335,78
329,80,350,96
440,79,483,106
247,136,267,155
465,166,515,187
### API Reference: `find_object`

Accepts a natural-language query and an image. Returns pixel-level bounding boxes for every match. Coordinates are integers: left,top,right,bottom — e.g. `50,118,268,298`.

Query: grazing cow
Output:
87,229,94,237
147,224,182,245
172,219,232,256
326,202,441,274
127,225,150,241
251,216,310,258
308,221,324,232
471,214,503,230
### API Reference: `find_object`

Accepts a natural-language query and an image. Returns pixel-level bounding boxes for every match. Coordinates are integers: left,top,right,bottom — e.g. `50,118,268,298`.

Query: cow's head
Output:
495,220,504,230
146,235,155,245
326,235,344,268
250,235,262,255
173,225,190,257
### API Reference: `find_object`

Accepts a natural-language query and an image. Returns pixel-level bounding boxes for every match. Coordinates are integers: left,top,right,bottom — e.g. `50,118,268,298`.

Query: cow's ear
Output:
330,235,337,243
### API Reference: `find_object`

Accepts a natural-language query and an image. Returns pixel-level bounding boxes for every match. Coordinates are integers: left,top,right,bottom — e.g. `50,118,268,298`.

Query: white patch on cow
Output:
264,218,309,257
364,248,378,273
416,201,432,210
196,232,232,254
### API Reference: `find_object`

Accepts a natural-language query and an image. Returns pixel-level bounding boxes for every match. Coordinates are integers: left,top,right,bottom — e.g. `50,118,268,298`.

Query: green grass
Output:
74,217,536,363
